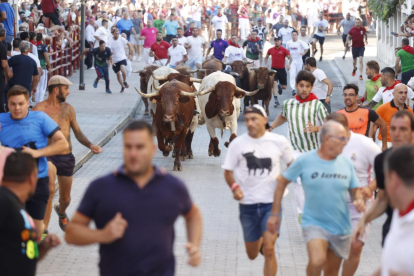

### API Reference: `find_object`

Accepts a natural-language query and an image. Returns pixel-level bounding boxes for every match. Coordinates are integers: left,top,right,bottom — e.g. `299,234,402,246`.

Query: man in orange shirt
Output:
337,83,388,150
376,83,414,148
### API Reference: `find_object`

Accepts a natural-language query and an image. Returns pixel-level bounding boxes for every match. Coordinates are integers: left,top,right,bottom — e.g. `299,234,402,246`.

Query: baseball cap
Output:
48,76,73,86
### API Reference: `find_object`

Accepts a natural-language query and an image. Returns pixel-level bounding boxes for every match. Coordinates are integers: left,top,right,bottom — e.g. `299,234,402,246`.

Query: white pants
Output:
143,47,154,65
246,58,261,69
154,59,168,66
35,69,48,103
289,59,303,90
293,150,305,214
239,18,250,40
126,60,132,77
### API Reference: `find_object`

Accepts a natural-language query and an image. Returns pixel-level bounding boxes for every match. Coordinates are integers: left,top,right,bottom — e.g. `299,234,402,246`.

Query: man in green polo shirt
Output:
362,60,382,111
396,38,414,85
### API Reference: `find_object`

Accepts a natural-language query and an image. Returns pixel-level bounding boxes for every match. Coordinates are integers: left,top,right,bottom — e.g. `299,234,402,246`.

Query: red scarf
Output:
295,93,318,103
372,74,381,82
383,80,400,92
228,39,240,48
249,37,260,42
402,45,414,55
399,199,414,217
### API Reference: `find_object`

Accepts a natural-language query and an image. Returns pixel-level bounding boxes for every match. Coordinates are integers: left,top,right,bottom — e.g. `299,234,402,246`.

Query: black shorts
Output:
26,177,49,220
47,153,75,177
112,59,127,73
352,47,365,59
313,34,325,45
43,12,62,26
342,34,347,44
271,68,287,86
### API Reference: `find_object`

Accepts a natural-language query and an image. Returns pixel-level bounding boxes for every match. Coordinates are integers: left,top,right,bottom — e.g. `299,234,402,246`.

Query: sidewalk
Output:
57,59,145,175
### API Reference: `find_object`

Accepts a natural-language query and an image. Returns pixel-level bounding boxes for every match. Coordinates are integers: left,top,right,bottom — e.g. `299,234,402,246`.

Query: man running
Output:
347,18,367,80
286,30,309,96
211,7,228,39
267,121,365,276
80,40,113,94
277,19,294,48
312,12,329,61
242,29,263,68
107,28,134,93
150,31,171,66
252,18,267,42
206,29,228,61
325,113,381,276
185,28,205,70
33,76,102,234
269,70,328,219
298,26,313,64
361,60,382,110
264,37,292,107
139,19,158,65
223,105,293,276
337,13,355,59
166,36,187,68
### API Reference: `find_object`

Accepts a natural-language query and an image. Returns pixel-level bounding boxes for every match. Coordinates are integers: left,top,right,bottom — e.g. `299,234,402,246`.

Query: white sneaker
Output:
133,56,137,61
138,56,142,61
89,67,95,70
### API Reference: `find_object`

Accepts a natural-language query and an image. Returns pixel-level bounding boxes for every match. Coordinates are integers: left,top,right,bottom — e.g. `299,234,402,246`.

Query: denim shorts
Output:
186,57,203,70
239,203,282,242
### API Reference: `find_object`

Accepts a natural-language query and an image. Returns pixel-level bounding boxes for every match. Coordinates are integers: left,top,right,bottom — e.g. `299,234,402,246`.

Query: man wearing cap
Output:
252,18,268,42
223,104,294,276
32,76,102,235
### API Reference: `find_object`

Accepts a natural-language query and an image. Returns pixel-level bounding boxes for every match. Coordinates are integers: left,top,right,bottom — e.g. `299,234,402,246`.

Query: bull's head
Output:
197,81,259,118
250,68,277,89
174,65,198,76
152,73,202,86
135,80,197,122
226,60,253,78
134,65,159,84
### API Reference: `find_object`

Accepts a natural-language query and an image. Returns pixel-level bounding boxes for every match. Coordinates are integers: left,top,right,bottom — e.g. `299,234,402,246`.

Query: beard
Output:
57,90,66,102
156,37,162,41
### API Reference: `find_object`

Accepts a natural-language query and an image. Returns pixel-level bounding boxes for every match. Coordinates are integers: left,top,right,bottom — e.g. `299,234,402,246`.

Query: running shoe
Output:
278,84,283,95
352,67,357,76
319,56,323,62
106,88,112,94
292,89,297,96
93,79,98,88
41,230,48,241
123,82,129,89
359,75,363,80
274,99,280,108
138,56,142,61
342,55,345,59
88,67,95,70
120,87,125,93
54,203,70,231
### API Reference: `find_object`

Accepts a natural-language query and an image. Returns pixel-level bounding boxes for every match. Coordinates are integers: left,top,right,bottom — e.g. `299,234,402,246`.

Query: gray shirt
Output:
339,19,355,35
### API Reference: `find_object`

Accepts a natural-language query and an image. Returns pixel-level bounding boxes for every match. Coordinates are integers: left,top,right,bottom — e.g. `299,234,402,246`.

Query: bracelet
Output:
270,213,280,217
231,182,239,192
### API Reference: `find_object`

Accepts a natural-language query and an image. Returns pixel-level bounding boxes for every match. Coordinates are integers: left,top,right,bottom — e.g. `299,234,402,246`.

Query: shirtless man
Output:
32,76,102,235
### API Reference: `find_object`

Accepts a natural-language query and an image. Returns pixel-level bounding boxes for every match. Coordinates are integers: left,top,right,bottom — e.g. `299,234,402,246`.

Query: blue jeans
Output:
95,65,110,89
5,35,13,43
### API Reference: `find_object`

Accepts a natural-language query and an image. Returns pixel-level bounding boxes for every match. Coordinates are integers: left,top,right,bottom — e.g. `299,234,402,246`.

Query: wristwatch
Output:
326,94,331,98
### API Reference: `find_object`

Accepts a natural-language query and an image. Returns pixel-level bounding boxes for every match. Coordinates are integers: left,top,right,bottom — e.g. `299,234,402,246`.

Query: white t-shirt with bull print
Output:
222,132,293,204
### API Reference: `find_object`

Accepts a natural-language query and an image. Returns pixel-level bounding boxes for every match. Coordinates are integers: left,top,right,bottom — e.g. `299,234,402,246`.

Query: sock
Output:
274,96,278,102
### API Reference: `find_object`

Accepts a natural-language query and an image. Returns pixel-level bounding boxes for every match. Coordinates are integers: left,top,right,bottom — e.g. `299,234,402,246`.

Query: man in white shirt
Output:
277,19,294,48
298,26,313,64
222,34,246,69
85,19,96,70
306,0,320,34
211,7,228,39
185,28,205,70
286,30,309,95
107,28,134,93
223,105,293,276
177,27,188,47
304,57,334,113
96,12,113,31
312,12,329,62
326,113,381,276
190,3,202,30
94,20,109,48
166,36,188,69
376,145,414,276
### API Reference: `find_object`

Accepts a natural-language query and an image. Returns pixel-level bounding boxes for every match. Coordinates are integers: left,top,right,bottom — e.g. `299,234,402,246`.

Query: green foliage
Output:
368,0,407,24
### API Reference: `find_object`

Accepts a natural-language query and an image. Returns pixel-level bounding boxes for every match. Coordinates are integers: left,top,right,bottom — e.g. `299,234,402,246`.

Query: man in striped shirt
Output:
269,70,328,218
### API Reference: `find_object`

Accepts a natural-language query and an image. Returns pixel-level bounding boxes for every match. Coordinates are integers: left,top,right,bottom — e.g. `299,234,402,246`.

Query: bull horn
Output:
197,86,215,96
135,87,159,98
133,69,145,74
189,77,202,83
269,69,277,74
243,60,254,64
151,73,168,81
187,69,198,73
180,90,198,97
235,87,260,96
249,68,259,71
153,81,168,91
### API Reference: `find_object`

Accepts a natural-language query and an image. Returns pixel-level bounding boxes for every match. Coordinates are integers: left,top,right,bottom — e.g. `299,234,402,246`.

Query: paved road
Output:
37,34,385,276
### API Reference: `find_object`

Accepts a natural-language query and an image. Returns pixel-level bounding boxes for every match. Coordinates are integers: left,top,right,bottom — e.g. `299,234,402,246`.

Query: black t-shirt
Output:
374,149,393,245
7,54,38,92
91,47,112,67
0,187,39,276
0,42,7,75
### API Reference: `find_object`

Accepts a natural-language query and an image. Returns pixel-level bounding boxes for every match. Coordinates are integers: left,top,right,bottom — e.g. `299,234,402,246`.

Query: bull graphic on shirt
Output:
242,151,272,175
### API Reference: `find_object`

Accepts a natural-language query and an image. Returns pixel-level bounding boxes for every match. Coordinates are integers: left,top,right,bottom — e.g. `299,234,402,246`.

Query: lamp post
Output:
79,0,85,90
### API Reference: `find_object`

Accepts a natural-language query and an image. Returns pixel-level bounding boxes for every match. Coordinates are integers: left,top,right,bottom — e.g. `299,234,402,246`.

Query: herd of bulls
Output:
134,57,277,171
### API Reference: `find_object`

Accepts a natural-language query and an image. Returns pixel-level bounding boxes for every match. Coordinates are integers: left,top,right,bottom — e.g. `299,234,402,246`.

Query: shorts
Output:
272,67,287,86
25,177,50,220
130,35,144,45
342,34,348,44
303,225,351,259
191,20,201,29
186,57,203,70
112,59,127,73
43,12,62,26
352,47,365,59
239,203,282,242
313,34,325,45
47,153,75,177
401,68,414,84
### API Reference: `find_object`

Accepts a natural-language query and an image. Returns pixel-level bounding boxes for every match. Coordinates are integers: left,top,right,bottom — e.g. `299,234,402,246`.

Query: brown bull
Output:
174,65,198,76
225,60,253,111
152,72,202,87
136,79,197,171
248,67,277,115
198,57,223,78
134,65,159,115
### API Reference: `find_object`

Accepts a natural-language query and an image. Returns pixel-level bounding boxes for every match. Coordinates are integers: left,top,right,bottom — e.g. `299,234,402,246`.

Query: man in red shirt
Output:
150,32,171,66
41,0,62,27
264,37,292,107
347,18,367,81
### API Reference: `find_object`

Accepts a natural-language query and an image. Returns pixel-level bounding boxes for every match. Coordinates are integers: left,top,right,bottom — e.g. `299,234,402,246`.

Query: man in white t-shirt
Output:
304,57,334,113
166,36,188,69
223,104,293,276
176,27,188,47
312,12,329,61
306,0,321,34
211,7,228,39
326,113,381,276
190,3,202,30
107,28,134,93
286,30,309,95
185,28,205,70
94,19,109,48
277,19,294,48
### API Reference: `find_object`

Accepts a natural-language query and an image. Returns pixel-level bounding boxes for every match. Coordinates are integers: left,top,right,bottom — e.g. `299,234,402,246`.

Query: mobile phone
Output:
391,32,398,37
